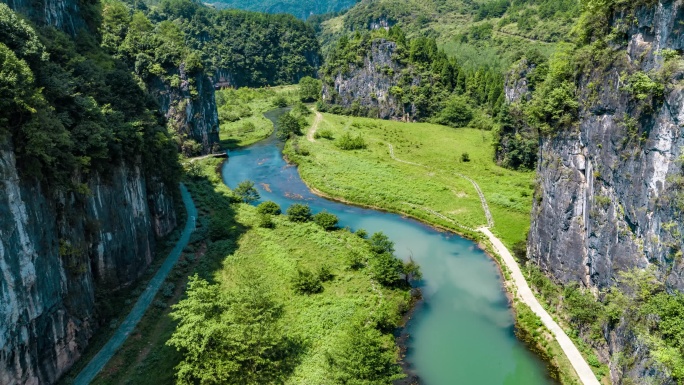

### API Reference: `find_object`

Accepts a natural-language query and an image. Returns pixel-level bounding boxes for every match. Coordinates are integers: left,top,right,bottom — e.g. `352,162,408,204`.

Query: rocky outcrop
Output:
149,64,220,155
529,0,684,290
321,39,418,120
528,1,684,382
2,0,86,35
0,139,177,385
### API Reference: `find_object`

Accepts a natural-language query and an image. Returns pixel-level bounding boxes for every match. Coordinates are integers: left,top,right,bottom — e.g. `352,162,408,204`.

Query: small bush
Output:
318,265,334,282
257,201,281,215
355,228,368,238
292,268,323,294
240,121,256,133
370,252,404,286
287,204,312,222
258,214,274,228
336,132,366,150
368,232,395,255
273,95,288,108
314,129,334,140
348,251,364,270
460,152,471,162
313,211,339,230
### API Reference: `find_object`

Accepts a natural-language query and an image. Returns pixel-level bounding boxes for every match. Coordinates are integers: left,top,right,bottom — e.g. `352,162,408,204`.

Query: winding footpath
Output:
72,183,197,385
306,110,324,142
386,142,600,385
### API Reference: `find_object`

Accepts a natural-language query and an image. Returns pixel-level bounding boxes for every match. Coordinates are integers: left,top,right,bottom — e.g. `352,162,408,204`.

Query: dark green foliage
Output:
336,132,366,150
292,268,323,294
298,76,322,102
435,95,474,128
257,201,282,215
368,232,395,255
0,3,180,188
318,265,334,282
209,212,234,241
206,0,357,20
370,252,404,286
355,228,368,238
167,275,297,384
313,211,339,231
493,102,538,170
403,257,422,283
327,324,403,384
258,214,274,228
460,152,471,162
151,0,321,87
292,101,312,116
287,203,312,222
276,112,303,140
233,180,260,203
511,240,528,263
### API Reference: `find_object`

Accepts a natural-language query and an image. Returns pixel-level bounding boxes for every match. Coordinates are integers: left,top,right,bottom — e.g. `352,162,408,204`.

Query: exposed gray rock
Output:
322,39,418,120
149,64,220,155
528,1,684,382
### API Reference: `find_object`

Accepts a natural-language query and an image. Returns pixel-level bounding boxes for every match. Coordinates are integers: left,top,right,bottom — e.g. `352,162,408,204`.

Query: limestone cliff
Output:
527,1,684,382
321,39,418,120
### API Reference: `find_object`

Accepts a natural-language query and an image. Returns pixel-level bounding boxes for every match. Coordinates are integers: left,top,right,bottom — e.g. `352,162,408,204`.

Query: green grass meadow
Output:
288,113,535,247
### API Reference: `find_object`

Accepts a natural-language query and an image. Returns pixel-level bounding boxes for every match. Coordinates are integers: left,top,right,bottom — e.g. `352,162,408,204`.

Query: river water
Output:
221,109,552,384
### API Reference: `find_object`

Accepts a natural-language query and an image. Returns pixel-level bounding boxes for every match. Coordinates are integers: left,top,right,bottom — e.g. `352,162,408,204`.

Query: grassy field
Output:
286,113,535,248
217,85,299,148
91,158,410,384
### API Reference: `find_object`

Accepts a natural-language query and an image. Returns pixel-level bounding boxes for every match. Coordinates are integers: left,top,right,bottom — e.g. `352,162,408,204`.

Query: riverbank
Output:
88,157,414,384
284,112,598,384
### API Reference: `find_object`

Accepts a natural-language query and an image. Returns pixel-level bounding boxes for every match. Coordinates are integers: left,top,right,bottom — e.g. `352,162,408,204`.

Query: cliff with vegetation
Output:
0,1,185,383
518,0,684,382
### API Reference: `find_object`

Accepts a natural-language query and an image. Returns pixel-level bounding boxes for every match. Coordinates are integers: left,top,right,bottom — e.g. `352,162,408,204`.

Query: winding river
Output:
221,109,552,384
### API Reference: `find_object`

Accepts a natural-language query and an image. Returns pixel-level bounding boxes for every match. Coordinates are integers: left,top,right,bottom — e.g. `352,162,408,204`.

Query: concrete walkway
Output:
384,142,599,385
72,183,197,385
480,228,601,385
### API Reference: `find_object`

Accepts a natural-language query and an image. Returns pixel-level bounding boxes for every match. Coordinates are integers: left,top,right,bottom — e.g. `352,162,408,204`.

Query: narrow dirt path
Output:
72,183,197,385
306,111,323,142
386,142,599,385
480,228,601,385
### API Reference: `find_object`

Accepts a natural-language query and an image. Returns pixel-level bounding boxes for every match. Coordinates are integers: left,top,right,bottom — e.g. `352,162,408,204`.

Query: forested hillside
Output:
206,0,358,20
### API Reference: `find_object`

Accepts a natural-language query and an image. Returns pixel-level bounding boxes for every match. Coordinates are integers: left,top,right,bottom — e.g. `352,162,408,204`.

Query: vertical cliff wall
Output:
321,39,418,120
0,0,192,383
529,0,684,290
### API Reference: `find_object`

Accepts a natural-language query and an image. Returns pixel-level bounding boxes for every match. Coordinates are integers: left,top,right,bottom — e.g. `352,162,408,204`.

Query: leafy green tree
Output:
313,211,339,230
273,95,288,108
276,112,303,140
403,257,422,284
258,214,274,228
436,95,473,127
234,180,260,203
370,252,404,286
327,324,403,384
298,76,321,102
167,275,296,385
257,201,281,215
292,268,323,294
287,203,312,222
368,232,395,255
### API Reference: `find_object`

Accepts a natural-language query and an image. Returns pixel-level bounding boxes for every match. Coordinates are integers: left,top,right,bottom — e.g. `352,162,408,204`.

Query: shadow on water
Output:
221,109,557,385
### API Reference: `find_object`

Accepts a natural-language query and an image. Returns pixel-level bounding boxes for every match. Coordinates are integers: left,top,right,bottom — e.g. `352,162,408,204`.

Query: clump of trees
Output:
299,76,322,102
276,112,304,140
167,275,298,384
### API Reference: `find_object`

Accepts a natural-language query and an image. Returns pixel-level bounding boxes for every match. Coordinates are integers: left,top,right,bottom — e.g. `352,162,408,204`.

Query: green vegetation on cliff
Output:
206,0,357,20
0,3,179,189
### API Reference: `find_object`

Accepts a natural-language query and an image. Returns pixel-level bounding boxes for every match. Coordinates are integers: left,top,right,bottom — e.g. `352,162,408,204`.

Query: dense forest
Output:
205,0,358,20
0,2,179,189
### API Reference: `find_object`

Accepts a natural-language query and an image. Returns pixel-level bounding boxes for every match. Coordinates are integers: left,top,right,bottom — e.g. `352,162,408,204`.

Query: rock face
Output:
0,140,177,385
150,64,220,155
528,2,684,381
3,0,86,35
529,0,684,290
322,39,418,120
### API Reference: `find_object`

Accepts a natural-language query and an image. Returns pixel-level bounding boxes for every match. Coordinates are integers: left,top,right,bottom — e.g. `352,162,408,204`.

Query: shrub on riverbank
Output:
287,203,312,222
314,211,339,230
